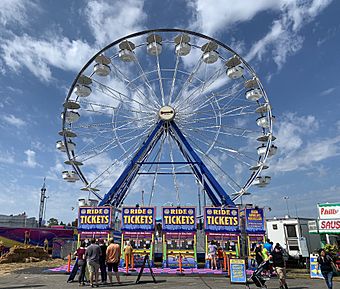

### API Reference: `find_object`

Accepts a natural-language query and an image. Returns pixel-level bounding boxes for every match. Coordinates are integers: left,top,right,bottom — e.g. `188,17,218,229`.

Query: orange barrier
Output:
125,254,129,274
130,253,136,271
67,253,71,273
178,254,183,274
223,252,227,272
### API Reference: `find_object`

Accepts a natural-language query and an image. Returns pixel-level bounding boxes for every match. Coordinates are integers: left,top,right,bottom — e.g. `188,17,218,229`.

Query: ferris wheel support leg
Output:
99,121,165,206
170,121,235,207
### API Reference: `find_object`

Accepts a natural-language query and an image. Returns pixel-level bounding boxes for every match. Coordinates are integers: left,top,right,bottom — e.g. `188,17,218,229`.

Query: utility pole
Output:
38,178,47,227
283,196,290,217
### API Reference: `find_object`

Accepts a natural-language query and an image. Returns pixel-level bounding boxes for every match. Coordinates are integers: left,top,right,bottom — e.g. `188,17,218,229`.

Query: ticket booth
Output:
121,207,156,267
162,207,197,269
204,207,240,268
244,208,266,267
77,206,113,246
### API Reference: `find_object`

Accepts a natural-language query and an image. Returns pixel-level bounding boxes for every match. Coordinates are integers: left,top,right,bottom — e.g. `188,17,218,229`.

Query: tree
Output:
47,218,59,227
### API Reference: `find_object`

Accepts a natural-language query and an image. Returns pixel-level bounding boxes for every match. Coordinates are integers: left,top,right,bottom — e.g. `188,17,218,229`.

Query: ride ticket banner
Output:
230,258,247,283
121,207,155,231
78,206,112,231
245,208,265,233
162,207,196,232
204,207,240,232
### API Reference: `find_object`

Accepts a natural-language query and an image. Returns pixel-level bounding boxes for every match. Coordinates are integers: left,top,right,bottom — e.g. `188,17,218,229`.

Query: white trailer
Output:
266,217,321,260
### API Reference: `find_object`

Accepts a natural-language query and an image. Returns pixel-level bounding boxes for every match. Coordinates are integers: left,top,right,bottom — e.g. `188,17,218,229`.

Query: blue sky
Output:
0,0,339,224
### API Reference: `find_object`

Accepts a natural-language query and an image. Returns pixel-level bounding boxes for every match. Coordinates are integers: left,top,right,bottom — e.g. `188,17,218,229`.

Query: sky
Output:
0,0,339,224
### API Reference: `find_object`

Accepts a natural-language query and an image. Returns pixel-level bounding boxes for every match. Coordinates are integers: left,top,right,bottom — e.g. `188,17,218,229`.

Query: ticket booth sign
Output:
121,207,155,231
245,208,265,233
162,207,196,232
204,207,240,232
78,206,112,231
230,258,247,283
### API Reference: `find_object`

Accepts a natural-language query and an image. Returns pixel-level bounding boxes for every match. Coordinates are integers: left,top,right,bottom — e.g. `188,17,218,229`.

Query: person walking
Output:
106,238,121,284
24,230,30,245
255,243,264,266
208,241,217,270
85,238,101,288
217,246,224,270
271,243,288,289
124,241,133,269
74,241,86,286
317,248,337,289
99,239,107,284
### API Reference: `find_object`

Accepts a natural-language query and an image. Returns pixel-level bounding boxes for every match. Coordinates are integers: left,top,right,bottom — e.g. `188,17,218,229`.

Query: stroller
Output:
246,260,270,289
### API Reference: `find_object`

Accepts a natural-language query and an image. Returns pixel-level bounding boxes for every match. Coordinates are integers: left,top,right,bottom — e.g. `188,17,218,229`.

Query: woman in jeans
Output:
75,241,87,286
317,249,337,289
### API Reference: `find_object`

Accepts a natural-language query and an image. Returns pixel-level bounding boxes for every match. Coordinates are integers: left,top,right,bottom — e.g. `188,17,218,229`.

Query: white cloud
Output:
188,0,333,70
320,87,335,96
0,0,39,27
188,0,282,36
0,151,15,164
268,113,340,173
1,35,95,82
85,0,146,47
23,149,38,168
2,114,26,127
0,0,146,82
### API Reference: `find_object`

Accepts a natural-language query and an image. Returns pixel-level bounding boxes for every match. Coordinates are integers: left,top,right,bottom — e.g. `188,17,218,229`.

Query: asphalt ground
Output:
1,271,339,289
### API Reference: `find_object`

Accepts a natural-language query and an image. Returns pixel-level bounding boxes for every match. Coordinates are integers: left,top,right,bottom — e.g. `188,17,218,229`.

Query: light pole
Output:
283,196,290,217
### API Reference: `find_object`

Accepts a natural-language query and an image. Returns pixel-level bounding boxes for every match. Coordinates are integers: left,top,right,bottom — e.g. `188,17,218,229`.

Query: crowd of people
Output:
254,240,289,289
74,238,121,287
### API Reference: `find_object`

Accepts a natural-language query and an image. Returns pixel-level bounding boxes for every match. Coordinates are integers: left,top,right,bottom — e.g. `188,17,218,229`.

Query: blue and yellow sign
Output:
230,258,247,283
245,208,265,233
78,206,112,231
121,207,155,231
162,207,196,232
310,254,324,279
204,207,239,232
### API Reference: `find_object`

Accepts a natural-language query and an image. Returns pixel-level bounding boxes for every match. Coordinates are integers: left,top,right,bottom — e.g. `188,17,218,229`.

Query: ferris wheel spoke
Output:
169,55,180,105
175,66,225,111
154,44,166,106
188,80,244,112
89,134,145,188
130,50,162,106
184,134,243,191
92,79,158,112
172,57,204,105
77,121,155,162
148,133,166,206
109,62,160,108
181,126,258,166
168,134,181,205
182,81,245,116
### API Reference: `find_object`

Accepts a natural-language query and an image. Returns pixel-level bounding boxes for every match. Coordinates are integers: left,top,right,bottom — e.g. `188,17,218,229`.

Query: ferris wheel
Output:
57,29,276,208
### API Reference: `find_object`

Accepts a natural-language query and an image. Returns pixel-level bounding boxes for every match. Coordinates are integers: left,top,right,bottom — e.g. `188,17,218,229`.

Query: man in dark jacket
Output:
270,243,288,289
99,239,107,284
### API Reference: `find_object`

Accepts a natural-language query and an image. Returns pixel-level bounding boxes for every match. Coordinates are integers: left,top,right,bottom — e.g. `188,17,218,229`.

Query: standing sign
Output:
121,207,155,231
230,258,247,283
310,254,324,279
162,207,196,232
204,207,239,232
245,208,265,233
78,206,112,231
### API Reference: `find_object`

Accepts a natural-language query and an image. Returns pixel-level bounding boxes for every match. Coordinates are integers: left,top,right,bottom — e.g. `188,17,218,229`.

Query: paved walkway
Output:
0,273,339,289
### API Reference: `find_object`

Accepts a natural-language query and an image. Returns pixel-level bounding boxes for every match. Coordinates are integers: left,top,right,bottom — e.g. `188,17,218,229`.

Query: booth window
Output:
272,224,278,230
285,225,297,237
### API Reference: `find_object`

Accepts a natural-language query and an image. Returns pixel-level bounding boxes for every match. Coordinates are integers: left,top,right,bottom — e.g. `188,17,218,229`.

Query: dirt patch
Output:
0,259,68,276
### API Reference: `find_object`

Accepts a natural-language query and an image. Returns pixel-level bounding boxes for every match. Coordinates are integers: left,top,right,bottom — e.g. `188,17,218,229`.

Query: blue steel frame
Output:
99,120,235,207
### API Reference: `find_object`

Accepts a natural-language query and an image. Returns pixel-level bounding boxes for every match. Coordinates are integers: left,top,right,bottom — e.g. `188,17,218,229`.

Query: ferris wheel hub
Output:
158,105,175,121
